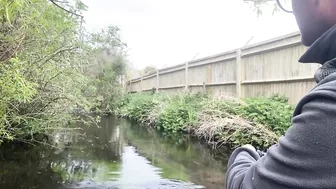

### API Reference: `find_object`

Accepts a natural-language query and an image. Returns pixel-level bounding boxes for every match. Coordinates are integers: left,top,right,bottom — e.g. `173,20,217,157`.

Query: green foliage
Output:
82,26,128,113
116,93,156,123
156,94,203,133
0,0,127,143
141,66,157,75
239,95,294,135
116,93,294,149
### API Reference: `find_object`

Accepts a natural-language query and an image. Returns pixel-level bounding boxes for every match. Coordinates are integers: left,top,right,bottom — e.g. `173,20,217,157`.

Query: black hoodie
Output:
226,25,336,189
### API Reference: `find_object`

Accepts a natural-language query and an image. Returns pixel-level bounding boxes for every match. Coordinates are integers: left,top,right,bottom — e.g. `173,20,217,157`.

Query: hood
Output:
299,25,336,64
299,25,336,83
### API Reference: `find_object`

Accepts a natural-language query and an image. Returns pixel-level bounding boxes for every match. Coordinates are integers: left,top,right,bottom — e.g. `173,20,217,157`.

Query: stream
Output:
0,116,229,189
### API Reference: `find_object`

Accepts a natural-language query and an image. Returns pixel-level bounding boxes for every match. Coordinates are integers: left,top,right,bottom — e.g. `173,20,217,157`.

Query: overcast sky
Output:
81,0,299,72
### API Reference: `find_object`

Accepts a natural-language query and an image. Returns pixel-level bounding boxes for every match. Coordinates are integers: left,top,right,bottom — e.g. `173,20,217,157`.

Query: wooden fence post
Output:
125,81,127,93
156,70,159,93
185,62,189,91
140,76,143,92
129,80,132,93
236,49,242,98
203,82,206,93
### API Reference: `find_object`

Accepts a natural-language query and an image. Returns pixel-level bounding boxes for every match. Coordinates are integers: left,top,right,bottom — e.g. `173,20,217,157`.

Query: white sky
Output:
81,0,299,72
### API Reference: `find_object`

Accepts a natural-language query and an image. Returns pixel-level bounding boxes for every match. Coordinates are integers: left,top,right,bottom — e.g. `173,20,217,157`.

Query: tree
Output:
243,0,278,15
142,66,157,75
83,26,128,113
0,0,128,143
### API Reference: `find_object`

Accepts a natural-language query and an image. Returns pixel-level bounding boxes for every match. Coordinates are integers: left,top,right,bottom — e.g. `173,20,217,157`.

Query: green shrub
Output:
201,95,294,135
116,93,294,149
239,95,294,135
156,94,202,133
117,93,156,123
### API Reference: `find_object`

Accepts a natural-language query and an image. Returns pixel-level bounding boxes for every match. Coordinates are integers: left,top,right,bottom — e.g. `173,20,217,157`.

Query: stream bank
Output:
115,93,294,149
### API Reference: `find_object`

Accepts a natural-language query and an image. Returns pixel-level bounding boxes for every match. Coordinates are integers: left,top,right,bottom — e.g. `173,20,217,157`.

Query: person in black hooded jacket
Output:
226,0,336,189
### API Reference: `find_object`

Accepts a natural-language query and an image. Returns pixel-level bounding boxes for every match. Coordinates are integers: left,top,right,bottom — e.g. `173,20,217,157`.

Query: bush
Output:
116,93,156,123
116,93,294,149
239,95,294,135
156,94,203,133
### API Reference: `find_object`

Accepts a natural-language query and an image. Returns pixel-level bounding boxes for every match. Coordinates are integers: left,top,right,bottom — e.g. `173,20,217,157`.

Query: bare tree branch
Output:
48,0,83,18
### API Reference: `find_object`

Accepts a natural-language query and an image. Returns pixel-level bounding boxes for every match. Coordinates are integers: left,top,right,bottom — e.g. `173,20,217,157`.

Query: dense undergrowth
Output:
115,93,295,149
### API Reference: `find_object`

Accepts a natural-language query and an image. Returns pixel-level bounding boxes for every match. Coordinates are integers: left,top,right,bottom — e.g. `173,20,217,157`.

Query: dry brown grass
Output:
191,112,277,149
188,97,278,149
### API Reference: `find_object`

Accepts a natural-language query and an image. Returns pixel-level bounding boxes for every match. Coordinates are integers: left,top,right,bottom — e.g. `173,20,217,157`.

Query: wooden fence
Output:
126,32,321,104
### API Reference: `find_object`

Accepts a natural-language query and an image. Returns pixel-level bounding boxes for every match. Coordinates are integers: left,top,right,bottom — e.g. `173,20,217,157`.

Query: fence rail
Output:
126,32,320,104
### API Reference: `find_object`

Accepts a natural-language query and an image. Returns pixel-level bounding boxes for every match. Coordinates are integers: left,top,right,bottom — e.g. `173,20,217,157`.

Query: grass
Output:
115,92,294,149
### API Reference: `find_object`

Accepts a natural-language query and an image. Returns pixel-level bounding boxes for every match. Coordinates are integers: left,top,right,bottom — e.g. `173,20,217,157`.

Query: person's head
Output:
278,0,336,46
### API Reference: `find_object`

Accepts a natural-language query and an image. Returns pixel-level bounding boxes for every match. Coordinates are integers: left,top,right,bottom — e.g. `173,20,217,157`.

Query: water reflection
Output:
123,120,228,188
0,116,228,189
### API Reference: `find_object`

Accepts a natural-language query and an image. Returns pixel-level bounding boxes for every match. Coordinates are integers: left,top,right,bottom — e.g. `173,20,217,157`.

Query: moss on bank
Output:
115,93,294,149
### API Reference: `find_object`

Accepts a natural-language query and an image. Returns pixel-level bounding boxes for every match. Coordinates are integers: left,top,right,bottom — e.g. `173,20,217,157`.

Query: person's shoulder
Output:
312,72,336,92
294,72,336,115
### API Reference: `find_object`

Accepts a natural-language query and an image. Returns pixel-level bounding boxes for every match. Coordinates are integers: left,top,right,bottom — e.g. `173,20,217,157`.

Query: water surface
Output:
0,116,229,189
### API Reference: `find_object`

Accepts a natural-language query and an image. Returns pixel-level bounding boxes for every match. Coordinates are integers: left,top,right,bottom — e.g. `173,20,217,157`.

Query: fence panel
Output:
159,69,185,88
126,32,321,104
142,75,157,91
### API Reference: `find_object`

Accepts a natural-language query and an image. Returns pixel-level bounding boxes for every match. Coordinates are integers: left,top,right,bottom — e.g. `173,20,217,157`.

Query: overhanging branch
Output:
48,0,83,18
